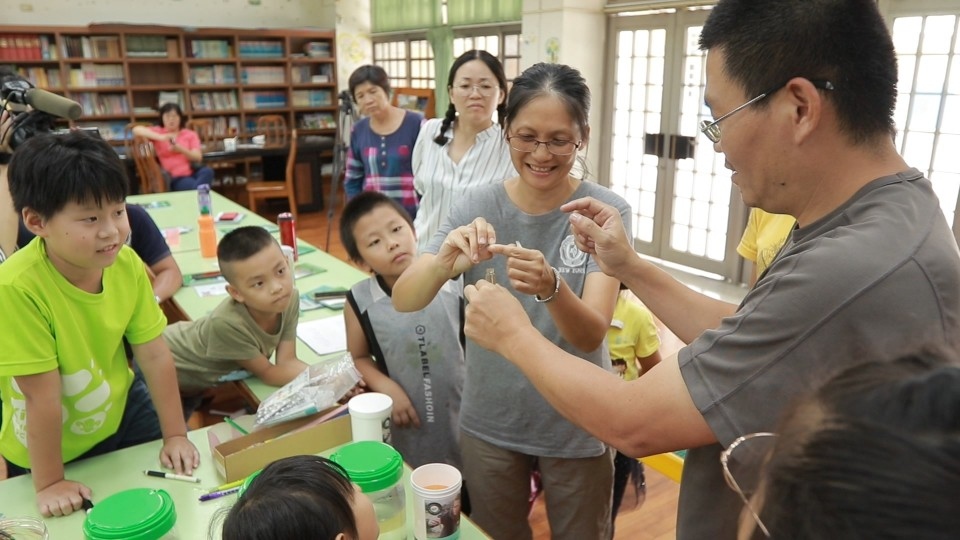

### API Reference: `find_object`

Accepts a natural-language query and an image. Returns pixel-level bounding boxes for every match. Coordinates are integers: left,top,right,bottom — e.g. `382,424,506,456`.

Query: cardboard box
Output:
210,412,352,482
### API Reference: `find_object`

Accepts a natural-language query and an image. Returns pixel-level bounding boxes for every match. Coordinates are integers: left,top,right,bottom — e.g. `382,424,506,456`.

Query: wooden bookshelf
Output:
0,24,338,144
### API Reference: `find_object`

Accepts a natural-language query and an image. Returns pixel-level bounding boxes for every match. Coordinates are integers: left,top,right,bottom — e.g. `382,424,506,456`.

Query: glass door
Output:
885,1,960,229
602,7,746,280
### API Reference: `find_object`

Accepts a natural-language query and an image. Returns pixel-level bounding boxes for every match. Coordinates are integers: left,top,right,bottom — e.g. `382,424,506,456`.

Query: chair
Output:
131,136,168,194
187,118,239,178
246,128,298,220
256,115,288,146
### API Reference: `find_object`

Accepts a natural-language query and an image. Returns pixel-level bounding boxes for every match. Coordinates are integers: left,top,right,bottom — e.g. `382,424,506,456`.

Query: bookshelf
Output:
0,24,339,145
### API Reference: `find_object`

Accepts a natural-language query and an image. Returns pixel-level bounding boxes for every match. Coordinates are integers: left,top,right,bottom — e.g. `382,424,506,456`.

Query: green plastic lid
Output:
329,441,403,493
83,488,176,540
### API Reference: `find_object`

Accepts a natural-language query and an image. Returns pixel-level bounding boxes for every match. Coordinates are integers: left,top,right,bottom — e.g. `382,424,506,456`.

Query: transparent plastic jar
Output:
83,488,179,540
0,517,49,539
331,441,407,540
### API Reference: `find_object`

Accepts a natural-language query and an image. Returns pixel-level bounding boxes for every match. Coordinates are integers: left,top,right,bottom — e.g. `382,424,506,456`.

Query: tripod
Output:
325,90,357,251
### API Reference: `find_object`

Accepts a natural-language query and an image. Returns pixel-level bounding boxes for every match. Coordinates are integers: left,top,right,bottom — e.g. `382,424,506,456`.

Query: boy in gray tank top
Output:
340,192,464,469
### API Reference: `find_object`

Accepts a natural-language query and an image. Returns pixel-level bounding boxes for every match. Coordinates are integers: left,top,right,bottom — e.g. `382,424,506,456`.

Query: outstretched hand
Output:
486,243,557,299
436,217,497,277
561,197,634,277
464,279,534,356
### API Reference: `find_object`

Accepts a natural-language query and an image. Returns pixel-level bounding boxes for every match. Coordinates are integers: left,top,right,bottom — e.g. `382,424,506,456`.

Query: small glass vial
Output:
485,268,496,284
330,441,406,540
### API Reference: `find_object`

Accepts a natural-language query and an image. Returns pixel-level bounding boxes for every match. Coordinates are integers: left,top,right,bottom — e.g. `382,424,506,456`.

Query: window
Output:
452,27,522,82
373,38,435,89
373,27,521,88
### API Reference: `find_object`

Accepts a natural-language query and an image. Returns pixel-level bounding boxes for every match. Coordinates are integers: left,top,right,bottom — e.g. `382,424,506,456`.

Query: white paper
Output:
297,316,347,355
194,282,229,297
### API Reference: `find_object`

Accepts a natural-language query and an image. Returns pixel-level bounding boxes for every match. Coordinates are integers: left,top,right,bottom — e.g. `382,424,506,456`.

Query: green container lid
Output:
329,441,403,493
83,488,176,540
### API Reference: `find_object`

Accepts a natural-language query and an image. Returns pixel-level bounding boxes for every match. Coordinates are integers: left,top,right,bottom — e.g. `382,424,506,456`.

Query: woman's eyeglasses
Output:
720,432,778,538
451,83,498,97
506,135,582,156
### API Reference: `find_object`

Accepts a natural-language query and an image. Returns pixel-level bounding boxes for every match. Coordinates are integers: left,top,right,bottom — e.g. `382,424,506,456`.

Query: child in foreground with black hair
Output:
0,131,198,516
163,226,308,419
340,191,465,470
219,455,379,540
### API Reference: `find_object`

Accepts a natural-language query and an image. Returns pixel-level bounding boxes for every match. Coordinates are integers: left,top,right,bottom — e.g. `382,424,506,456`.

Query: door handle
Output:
669,135,695,160
644,133,665,158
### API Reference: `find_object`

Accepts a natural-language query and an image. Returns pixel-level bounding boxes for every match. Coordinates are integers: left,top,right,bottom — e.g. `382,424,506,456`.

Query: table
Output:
119,137,333,211
131,190,368,406
0,428,490,539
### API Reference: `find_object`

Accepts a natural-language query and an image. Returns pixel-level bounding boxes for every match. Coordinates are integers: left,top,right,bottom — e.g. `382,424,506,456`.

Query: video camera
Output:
1,67,83,155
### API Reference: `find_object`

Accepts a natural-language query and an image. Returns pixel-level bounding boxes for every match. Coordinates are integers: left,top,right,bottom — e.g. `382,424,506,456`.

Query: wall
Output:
521,0,606,178
6,0,331,28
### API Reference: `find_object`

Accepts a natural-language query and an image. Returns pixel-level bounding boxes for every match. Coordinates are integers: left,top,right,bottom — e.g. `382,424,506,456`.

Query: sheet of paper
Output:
194,282,229,297
296,316,347,355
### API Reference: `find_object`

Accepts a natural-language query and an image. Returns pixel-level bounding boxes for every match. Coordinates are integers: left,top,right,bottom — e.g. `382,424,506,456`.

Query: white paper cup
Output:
223,137,237,152
410,463,463,540
348,393,392,443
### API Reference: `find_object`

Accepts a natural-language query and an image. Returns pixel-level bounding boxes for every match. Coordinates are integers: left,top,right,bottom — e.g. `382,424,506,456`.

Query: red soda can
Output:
277,212,298,261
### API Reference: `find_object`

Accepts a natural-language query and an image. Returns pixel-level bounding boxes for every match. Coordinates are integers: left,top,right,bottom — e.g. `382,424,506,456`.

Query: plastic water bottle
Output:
197,184,212,216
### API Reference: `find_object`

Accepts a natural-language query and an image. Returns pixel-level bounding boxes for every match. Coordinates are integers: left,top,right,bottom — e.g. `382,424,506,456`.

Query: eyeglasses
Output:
507,135,582,156
451,83,498,97
699,79,835,143
720,432,778,538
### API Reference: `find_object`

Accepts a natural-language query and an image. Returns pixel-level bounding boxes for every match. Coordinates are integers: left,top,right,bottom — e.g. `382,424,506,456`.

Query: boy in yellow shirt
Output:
0,132,198,517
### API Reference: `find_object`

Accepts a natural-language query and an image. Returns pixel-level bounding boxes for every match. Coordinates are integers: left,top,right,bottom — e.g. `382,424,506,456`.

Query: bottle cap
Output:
329,441,403,493
83,488,176,540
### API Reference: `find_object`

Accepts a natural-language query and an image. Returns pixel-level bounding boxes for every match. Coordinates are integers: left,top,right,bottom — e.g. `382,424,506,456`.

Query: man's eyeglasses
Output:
506,135,582,156
451,83,498,97
699,79,835,144
720,432,778,538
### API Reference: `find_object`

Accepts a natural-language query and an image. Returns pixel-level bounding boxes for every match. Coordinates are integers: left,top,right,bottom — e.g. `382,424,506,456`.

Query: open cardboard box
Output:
209,408,352,482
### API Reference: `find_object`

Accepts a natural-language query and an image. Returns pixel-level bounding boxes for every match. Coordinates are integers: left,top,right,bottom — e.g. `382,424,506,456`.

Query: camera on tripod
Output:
1,67,84,154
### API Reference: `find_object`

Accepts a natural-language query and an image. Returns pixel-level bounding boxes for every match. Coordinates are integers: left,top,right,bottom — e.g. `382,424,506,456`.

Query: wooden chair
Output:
187,117,239,178
246,128,298,220
130,135,169,194
256,115,288,146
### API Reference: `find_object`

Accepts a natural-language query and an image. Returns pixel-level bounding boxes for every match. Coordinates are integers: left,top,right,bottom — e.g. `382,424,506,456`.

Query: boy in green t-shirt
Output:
164,226,308,419
0,131,199,517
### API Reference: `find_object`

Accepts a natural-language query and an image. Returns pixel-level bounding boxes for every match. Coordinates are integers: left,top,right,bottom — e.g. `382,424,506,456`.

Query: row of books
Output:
190,91,240,111
292,64,333,84
0,34,54,61
292,90,332,108
15,66,61,88
240,66,285,85
189,40,232,59
189,65,238,85
126,35,176,58
61,35,120,59
237,40,284,58
69,63,125,87
297,112,336,130
73,92,130,116
241,91,287,109
200,115,242,137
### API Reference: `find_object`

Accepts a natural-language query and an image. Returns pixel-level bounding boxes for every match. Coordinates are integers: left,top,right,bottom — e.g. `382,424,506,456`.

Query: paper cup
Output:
410,463,462,540
223,137,237,152
164,227,180,248
348,393,392,443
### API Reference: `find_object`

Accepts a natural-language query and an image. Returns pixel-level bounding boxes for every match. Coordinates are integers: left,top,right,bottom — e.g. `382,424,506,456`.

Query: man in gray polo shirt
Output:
460,0,960,538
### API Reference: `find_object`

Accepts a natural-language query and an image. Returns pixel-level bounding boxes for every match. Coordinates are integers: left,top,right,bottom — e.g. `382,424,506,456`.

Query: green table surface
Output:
128,192,369,405
0,428,490,539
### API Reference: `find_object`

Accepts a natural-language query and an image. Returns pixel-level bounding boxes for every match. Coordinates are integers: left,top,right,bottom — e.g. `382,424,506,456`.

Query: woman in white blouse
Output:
412,50,516,251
